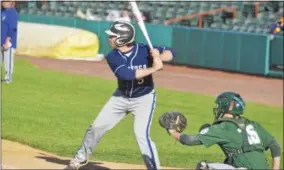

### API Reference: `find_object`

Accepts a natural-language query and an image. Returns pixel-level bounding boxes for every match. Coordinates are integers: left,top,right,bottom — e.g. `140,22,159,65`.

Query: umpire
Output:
1,0,18,84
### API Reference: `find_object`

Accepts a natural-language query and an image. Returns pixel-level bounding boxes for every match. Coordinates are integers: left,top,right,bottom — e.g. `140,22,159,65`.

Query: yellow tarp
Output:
16,30,100,60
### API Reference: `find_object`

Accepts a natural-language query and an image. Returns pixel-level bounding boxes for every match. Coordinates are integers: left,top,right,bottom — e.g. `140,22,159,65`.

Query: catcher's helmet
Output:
105,20,135,47
213,91,245,120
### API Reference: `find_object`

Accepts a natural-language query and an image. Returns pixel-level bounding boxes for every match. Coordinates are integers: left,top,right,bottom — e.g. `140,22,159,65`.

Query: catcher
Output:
159,91,281,170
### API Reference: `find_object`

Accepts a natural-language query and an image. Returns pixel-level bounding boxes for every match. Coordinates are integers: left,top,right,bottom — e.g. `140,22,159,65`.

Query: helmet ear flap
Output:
228,100,235,112
214,100,224,120
230,95,245,115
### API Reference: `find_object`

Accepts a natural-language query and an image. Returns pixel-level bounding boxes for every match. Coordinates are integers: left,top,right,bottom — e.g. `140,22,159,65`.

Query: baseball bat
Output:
129,1,153,49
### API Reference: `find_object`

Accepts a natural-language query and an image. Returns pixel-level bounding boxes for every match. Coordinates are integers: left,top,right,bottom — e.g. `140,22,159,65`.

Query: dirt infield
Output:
2,56,283,169
1,140,181,169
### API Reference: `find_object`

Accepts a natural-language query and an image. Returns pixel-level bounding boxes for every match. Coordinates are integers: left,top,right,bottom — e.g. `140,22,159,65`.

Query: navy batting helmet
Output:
105,20,135,47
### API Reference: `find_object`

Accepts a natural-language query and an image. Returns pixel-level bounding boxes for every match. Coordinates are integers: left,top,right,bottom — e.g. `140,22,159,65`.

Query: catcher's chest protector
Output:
213,118,265,157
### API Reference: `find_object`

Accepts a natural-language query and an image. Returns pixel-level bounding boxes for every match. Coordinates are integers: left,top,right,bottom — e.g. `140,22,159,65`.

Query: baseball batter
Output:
1,0,18,84
65,20,176,170
166,92,281,170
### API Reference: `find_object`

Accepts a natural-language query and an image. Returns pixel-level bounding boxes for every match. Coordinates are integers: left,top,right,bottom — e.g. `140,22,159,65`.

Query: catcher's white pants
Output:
74,90,160,170
1,47,15,82
199,162,247,170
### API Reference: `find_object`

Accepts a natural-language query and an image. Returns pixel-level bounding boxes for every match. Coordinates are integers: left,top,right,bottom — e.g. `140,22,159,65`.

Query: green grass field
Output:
2,57,283,168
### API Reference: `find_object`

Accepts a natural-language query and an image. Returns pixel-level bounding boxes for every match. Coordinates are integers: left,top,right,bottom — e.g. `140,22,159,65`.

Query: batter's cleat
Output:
1,79,11,84
5,79,11,84
64,159,88,170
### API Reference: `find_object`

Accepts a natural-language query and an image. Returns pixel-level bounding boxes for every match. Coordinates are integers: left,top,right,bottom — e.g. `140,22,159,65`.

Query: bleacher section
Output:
16,1,283,35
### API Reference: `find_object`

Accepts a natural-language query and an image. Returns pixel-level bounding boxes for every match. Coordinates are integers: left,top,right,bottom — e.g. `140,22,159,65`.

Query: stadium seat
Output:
36,10,44,16
210,23,219,29
54,11,61,16
62,1,71,6
152,19,161,25
254,26,263,33
70,1,80,7
222,24,230,30
27,8,37,15
154,11,164,20
239,26,248,32
232,25,241,32
19,9,27,14
262,27,271,34
45,11,54,16
247,25,257,33
232,2,244,9
165,11,175,20
27,2,37,8
190,2,200,9
63,13,73,18
59,6,68,13
177,8,186,16
211,3,220,10
67,6,76,13
191,17,200,27
16,1,283,35
79,2,89,10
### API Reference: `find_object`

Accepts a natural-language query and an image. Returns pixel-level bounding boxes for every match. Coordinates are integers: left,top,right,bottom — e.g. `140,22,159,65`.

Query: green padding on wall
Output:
171,27,190,64
239,34,267,75
270,36,284,66
187,29,205,66
134,24,173,48
223,33,241,71
172,28,269,75
203,31,223,69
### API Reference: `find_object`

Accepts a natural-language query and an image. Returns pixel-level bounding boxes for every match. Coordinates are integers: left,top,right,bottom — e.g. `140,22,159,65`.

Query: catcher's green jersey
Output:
198,119,275,169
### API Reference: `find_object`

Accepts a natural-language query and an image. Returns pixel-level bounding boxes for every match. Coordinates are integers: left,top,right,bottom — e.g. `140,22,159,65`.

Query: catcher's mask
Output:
105,20,135,47
213,91,245,120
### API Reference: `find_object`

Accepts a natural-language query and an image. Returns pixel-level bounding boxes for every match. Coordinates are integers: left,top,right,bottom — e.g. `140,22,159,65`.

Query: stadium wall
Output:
18,14,283,78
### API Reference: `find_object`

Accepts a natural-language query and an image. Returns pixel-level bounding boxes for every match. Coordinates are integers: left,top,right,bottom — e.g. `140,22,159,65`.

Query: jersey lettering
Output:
128,64,147,70
246,124,261,145
107,43,175,98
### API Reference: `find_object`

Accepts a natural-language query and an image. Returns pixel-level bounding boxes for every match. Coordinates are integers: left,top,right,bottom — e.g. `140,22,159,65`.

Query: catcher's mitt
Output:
159,111,187,133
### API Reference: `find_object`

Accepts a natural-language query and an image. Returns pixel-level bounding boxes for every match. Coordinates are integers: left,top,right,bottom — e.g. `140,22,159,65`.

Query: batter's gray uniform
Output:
71,43,176,170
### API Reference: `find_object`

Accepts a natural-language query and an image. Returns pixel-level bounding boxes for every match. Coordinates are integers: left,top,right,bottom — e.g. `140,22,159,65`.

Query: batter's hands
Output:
152,57,163,71
150,48,160,59
3,41,11,51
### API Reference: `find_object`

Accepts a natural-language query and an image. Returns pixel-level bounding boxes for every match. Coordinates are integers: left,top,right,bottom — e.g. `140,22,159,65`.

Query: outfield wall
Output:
18,14,283,78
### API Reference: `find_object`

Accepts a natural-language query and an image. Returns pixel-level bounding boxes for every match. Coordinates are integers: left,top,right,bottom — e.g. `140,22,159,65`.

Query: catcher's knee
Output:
195,161,210,170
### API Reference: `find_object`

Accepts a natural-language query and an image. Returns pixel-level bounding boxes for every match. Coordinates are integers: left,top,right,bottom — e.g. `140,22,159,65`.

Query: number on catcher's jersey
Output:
246,124,261,145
